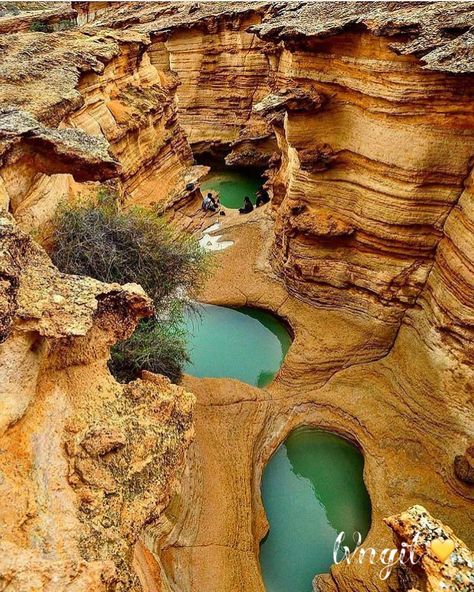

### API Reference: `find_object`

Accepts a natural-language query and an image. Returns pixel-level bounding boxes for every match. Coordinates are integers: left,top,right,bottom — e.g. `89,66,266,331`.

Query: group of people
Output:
202,187,270,215
238,188,270,214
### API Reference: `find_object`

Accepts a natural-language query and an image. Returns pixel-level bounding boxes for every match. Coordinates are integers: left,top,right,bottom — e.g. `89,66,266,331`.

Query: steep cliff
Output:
0,3,473,592
74,2,278,164
0,18,201,233
0,214,194,591
254,3,474,346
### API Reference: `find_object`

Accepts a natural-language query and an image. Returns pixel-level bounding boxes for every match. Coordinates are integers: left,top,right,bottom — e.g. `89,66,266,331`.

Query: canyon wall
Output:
0,214,194,590
75,2,474,344
256,14,474,344
0,17,201,234
73,2,278,164
105,6,472,592
0,3,473,592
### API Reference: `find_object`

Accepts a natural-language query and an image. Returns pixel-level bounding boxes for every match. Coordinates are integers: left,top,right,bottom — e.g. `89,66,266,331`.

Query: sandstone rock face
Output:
1,3,473,592
68,3,474,343
95,6,470,592
0,20,199,232
147,214,473,592
0,215,194,591
265,31,474,339
73,2,278,162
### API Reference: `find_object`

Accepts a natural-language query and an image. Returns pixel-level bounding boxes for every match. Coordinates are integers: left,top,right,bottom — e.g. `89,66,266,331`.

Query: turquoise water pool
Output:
183,304,291,387
200,169,262,209
260,428,371,592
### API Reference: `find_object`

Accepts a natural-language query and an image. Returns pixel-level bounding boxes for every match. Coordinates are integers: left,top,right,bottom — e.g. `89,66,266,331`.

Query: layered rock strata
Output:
0,18,200,232
72,2,474,347
263,29,474,341
0,214,194,591
73,2,278,162
148,212,473,592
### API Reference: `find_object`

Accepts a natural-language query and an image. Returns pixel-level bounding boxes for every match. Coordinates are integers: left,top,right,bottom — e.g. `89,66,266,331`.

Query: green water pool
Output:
260,428,371,592
183,304,292,387
200,169,262,209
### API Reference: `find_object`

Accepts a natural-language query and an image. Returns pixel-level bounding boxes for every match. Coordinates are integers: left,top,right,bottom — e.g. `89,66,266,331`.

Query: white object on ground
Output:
203,222,221,234
199,232,233,251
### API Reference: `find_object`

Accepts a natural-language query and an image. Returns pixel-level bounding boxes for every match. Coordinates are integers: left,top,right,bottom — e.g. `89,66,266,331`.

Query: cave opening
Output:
191,143,267,210
199,167,264,209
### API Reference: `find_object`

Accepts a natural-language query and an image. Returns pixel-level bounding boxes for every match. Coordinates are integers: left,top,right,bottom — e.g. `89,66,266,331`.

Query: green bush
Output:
29,21,52,32
50,193,208,382
57,19,75,31
109,310,188,384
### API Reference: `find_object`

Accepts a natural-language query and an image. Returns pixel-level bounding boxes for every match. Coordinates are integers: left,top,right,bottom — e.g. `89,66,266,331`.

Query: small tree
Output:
50,192,208,382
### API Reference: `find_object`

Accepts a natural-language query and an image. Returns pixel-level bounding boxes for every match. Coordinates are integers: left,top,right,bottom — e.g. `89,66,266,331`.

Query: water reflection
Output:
183,304,292,387
260,429,371,592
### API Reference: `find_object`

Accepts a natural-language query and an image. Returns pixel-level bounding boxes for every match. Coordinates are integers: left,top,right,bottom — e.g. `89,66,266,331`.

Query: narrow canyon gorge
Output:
0,2,473,592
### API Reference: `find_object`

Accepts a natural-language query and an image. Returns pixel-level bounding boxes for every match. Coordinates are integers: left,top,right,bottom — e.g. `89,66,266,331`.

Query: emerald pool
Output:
260,428,371,592
183,304,291,387
200,169,262,209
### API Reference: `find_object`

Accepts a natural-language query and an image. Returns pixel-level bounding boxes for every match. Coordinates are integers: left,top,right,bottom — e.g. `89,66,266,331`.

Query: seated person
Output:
256,188,270,207
239,196,254,214
202,192,218,212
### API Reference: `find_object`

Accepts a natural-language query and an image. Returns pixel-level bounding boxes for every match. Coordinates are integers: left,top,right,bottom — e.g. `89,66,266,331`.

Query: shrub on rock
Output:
50,192,208,382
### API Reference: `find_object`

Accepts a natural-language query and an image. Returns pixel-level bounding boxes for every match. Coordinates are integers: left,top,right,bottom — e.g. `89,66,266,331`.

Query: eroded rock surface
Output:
0,18,200,231
1,3,473,592
385,505,474,592
0,214,194,591
149,213,473,592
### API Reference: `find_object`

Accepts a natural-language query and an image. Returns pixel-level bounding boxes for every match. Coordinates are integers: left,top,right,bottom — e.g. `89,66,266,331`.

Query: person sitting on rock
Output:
202,192,218,212
239,196,254,214
256,188,270,207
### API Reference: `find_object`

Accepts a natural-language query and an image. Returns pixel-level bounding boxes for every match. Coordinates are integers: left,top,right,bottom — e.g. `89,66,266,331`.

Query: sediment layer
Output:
0,17,199,232
0,3,473,592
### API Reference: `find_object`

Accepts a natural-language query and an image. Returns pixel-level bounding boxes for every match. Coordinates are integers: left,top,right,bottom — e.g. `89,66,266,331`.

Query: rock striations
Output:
0,3,473,592
0,15,200,232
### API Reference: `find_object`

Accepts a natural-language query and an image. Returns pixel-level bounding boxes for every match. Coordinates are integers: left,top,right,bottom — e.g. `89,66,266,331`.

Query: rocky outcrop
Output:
0,214,194,591
0,20,200,232
252,3,474,74
67,38,200,210
385,505,474,592
0,107,120,183
0,4,76,34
